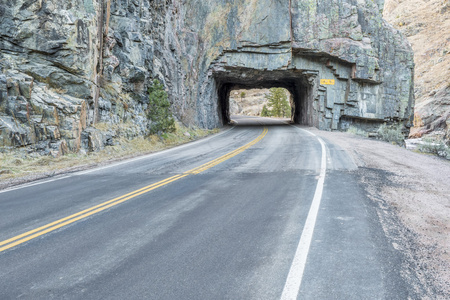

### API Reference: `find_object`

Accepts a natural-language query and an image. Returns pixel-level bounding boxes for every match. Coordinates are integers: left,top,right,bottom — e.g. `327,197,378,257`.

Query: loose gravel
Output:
311,128,450,299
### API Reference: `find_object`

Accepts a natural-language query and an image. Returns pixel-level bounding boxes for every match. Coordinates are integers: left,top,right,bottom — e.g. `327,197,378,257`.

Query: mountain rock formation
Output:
229,89,271,117
384,0,449,142
0,0,415,154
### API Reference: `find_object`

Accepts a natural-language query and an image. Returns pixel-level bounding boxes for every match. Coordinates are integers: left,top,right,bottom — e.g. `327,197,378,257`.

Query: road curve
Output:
0,116,410,299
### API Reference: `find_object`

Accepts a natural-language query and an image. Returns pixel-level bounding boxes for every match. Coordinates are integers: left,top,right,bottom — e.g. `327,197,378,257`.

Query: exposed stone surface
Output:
0,69,87,155
412,86,450,141
384,0,450,142
229,89,270,116
199,0,414,131
0,0,172,154
0,0,415,153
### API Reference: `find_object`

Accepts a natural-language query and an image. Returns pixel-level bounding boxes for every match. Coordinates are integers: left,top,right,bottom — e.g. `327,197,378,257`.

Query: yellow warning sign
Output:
320,79,335,85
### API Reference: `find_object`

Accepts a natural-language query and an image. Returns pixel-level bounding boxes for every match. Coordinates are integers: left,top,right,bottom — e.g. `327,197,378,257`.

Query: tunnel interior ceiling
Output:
214,70,304,90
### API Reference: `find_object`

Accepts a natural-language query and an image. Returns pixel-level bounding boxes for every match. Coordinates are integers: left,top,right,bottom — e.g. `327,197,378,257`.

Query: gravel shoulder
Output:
310,128,450,299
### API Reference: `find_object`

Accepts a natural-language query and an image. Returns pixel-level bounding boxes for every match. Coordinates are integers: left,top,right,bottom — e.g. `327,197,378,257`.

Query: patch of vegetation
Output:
147,79,175,135
0,123,218,182
261,105,270,117
93,122,111,131
347,126,368,137
377,123,405,146
264,88,291,118
417,137,450,159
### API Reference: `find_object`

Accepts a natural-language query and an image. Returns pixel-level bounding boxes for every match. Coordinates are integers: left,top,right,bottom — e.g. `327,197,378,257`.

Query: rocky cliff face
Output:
384,0,449,142
186,0,414,131
0,0,415,154
0,0,179,154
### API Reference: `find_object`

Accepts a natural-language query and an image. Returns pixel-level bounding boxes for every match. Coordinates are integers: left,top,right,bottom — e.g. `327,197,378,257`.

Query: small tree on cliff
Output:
147,79,175,135
265,88,290,118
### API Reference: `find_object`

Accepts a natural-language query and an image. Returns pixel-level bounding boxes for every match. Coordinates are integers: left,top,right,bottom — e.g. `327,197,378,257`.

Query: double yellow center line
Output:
0,127,268,253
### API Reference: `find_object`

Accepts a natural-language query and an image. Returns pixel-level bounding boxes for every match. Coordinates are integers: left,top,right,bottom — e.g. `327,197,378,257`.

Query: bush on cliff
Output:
147,79,175,135
377,123,405,146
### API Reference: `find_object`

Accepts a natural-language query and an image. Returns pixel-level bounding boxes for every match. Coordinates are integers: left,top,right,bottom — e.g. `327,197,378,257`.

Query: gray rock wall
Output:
0,0,415,154
1,0,97,154
175,0,415,130
0,0,180,154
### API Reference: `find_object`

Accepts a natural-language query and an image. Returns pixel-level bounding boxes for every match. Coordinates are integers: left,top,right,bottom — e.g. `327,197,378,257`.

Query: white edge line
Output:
0,126,236,194
0,175,72,194
280,127,327,300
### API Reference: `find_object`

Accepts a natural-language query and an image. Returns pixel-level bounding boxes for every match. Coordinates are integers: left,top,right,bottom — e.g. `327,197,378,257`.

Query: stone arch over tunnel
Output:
198,49,407,131
214,69,316,126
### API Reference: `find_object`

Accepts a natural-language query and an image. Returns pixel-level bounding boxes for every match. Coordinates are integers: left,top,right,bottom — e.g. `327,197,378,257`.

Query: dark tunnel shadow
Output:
214,69,314,127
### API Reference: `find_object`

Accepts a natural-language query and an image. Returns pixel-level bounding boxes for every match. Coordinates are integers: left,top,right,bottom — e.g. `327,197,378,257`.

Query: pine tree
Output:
147,79,175,135
265,88,291,118
261,104,270,117
281,94,291,118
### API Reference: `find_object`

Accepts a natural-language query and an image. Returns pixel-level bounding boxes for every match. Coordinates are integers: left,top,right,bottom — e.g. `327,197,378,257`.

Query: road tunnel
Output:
214,69,315,126
199,49,404,132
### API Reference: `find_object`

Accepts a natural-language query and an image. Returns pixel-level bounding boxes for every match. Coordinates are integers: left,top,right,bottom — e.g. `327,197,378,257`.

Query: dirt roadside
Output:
311,128,450,299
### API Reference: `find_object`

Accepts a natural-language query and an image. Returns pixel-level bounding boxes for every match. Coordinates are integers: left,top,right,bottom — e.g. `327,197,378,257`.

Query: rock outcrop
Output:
1,0,173,154
229,89,291,117
0,0,415,154
383,0,450,142
229,89,271,117
188,0,414,131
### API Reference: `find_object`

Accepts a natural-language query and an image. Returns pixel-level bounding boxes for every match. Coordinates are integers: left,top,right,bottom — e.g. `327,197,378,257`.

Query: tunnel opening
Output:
214,69,315,126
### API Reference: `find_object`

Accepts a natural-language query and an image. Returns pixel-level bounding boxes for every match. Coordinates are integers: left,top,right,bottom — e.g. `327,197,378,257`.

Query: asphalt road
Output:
0,116,410,299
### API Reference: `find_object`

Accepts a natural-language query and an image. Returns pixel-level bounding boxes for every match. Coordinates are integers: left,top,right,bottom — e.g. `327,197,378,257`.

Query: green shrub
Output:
417,138,449,158
147,79,175,135
347,126,368,137
377,123,405,145
261,105,270,117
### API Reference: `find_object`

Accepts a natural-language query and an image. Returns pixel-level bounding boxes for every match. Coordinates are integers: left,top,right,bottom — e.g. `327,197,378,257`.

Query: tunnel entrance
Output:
214,69,315,126
200,51,384,131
